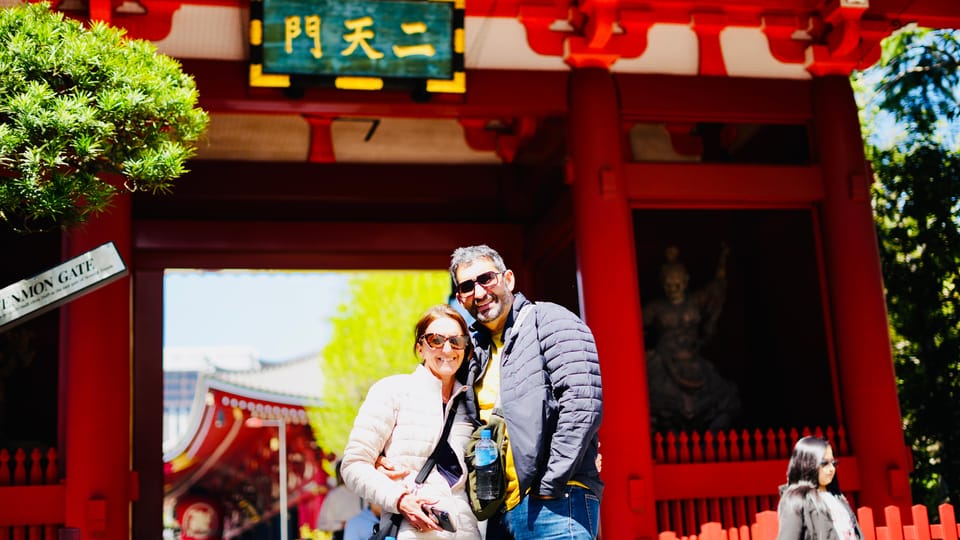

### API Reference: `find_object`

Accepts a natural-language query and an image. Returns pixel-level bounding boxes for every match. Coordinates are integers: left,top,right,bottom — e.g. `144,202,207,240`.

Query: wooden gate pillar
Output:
61,193,134,540
812,76,911,511
568,67,656,540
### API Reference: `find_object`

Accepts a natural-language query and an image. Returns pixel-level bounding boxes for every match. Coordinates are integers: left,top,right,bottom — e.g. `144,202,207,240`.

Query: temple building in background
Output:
1,0,960,538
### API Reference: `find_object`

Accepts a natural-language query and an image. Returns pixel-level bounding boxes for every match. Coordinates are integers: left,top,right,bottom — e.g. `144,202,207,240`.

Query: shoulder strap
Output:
414,391,464,484
378,393,464,535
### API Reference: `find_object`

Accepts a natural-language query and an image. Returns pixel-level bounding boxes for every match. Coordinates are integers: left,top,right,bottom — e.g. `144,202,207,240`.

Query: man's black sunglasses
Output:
456,271,502,296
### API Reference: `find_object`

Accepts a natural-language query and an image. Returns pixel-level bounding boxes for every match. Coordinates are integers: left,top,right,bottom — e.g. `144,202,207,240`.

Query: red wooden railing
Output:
658,504,960,540
0,446,64,539
653,426,856,536
654,426,849,464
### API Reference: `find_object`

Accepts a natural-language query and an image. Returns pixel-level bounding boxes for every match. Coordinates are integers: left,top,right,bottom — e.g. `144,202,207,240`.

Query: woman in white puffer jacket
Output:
341,305,481,540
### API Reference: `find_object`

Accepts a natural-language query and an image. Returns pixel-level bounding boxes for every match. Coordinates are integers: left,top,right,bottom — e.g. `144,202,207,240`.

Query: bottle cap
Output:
480,429,491,439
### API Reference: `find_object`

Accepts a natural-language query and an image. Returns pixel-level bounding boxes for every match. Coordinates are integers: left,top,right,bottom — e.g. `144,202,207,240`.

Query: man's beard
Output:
472,291,512,323
474,300,502,323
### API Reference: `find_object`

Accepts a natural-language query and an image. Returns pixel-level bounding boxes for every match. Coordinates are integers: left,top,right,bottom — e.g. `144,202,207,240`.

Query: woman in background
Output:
777,436,862,540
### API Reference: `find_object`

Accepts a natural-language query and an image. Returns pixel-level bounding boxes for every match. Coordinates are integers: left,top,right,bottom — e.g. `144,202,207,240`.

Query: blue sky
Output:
163,270,350,362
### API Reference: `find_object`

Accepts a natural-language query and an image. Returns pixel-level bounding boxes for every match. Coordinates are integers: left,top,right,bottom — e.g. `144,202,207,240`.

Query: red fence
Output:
658,504,960,540
653,426,849,464
653,426,856,536
0,446,64,539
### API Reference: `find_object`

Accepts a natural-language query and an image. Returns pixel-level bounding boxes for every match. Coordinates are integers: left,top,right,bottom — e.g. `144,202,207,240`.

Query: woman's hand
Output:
397,492,443,533
375,455,409,480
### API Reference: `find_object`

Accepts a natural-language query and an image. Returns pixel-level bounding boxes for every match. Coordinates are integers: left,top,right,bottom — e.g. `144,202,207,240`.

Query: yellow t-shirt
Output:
476,335,522,510
476,332,590,506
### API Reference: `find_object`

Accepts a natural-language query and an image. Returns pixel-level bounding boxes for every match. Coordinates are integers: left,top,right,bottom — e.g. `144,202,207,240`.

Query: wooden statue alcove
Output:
643,242,740,433
635,209,840,437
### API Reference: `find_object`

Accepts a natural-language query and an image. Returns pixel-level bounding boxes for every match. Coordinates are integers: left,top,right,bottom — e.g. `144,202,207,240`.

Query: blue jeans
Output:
504,485,600,540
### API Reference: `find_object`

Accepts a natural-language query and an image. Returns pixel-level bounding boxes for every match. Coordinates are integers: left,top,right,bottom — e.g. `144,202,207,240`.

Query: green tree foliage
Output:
308,270,453,455
0,2,208,231
853,27,960,509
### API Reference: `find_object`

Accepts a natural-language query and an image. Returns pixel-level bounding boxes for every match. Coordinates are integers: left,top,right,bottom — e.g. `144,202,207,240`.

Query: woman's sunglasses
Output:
420,333,469,350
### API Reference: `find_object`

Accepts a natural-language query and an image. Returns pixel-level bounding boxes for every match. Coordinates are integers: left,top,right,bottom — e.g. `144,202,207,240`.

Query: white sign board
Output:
0,242,127,331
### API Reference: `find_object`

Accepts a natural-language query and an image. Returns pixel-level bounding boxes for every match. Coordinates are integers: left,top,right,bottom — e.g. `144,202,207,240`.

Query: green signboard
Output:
250,0,464,93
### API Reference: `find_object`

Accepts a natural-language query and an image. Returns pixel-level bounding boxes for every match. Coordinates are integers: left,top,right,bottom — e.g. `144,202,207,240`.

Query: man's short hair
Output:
449,245,507,284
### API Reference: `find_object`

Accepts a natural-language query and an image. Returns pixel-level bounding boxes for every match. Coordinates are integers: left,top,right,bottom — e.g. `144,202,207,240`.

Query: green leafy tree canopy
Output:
308,270,453,455
0,2,208,231
853,27,960,510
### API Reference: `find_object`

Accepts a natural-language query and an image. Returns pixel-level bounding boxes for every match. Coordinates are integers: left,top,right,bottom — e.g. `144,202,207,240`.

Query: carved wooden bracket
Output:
517,2,651,69
303,115,336,163
579,0,618,50
81,0,182,41
517,5,567,57
459,117,538,163
106,0,899,79
805,0,887,76
821,0,870,57
513,0,892,76
762,15,814,65
690,11,728,76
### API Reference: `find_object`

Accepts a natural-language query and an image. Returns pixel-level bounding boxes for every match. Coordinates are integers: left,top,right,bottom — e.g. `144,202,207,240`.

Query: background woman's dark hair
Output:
786,436,842,495
412,304,473,383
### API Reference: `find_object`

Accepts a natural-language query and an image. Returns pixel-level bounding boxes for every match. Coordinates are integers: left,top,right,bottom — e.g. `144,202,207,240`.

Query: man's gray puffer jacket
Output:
464,292,604,500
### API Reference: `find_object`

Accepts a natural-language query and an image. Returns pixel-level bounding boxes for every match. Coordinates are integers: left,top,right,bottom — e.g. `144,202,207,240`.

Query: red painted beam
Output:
107,0,960,68
624,163,823,207
181,61,569,118
0,485,65,525
617,75,813,124
183,59,820,124
132,220,523,270
653,458,861,500
863,0,960,29
109,0,960,33
134,220,520,252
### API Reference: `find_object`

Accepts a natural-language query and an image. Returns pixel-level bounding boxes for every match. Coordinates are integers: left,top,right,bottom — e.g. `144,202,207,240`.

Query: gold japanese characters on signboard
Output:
249,0,465,93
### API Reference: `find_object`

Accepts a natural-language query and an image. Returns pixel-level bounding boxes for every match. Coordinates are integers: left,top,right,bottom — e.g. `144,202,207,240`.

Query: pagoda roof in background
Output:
163,352,328,537
207,353,326,404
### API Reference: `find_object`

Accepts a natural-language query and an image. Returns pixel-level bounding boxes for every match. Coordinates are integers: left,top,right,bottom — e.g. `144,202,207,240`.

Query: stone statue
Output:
643,244,740,433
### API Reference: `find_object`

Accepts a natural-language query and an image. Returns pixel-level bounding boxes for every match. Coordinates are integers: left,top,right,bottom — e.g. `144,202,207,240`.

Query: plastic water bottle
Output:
474,429,500,500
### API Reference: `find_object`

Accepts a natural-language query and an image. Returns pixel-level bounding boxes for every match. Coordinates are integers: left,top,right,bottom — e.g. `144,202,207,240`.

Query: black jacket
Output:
465,293,604,500
777,482,863,540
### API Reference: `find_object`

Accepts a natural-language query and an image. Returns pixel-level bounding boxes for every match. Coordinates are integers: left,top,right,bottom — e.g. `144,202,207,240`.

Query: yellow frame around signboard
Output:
247,0,465,93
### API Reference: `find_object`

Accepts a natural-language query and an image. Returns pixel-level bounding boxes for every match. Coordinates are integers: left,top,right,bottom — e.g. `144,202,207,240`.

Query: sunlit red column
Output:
568,67,656,540
812,76,911,511
61,192,133,540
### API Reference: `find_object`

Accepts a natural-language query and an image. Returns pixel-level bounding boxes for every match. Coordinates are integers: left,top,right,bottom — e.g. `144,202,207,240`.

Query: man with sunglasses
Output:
450,245,603,540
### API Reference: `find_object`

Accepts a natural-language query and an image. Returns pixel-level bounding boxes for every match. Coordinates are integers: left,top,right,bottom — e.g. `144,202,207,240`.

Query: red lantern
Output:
176,495,224,540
